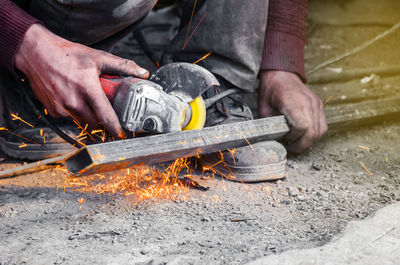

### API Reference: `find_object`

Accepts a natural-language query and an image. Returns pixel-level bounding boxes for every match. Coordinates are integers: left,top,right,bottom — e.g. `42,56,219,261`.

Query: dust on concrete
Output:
1,123,400,265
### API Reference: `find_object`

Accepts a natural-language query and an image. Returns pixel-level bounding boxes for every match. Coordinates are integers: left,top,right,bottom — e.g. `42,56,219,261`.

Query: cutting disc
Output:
183,96,206,131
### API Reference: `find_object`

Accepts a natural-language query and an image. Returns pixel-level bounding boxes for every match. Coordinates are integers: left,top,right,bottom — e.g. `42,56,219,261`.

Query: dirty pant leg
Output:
164,0,269,91
28,0,157,51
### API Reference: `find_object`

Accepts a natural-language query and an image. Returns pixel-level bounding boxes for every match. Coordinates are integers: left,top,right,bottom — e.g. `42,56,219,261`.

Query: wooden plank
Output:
325,96,400,129
308,65,400,84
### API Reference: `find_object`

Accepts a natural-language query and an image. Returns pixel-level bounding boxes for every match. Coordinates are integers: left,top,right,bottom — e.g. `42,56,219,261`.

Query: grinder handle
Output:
100,75,141,101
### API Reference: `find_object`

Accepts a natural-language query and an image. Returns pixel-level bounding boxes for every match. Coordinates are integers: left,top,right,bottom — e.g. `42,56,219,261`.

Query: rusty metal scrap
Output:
65,116,290,176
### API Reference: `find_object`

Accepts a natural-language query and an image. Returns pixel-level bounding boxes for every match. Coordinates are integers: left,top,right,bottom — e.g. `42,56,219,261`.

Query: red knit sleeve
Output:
0,0,42,72
261,0,308,81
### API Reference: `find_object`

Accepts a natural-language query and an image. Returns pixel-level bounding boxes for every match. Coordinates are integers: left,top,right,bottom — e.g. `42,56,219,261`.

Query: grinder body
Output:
100,63,219,134
101,76,193,133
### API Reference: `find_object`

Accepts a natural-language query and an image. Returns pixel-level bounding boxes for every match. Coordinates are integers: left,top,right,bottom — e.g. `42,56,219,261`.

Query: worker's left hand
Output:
258,70,328,154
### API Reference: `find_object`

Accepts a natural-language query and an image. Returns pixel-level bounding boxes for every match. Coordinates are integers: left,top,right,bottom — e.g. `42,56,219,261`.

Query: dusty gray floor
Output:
249,202,400,265
1,123,400,265
2,0,400,264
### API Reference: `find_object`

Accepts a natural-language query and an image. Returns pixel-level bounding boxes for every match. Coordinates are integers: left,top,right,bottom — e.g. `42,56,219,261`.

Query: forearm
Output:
0,0,42,72
261,0,308,81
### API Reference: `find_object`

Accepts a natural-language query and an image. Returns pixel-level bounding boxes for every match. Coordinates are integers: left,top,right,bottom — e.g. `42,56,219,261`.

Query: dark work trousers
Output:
0,0,269,125
29,0,269,90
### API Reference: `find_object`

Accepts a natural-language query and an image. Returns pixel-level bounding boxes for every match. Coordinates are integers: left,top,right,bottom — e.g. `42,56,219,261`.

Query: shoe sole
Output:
201,156,287,183
0,137,76,160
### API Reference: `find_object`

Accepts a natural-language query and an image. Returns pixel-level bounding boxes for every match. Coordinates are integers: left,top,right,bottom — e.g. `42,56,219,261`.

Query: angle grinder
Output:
100,63,219,134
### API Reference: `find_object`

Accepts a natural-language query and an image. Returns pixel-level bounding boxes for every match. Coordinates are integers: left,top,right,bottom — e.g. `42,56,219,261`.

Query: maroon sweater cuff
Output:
261,0,308,81
0,0,42,72
261,30,306,81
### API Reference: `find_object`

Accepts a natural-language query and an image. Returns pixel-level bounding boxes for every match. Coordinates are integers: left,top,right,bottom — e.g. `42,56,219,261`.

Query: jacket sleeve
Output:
0,0,42,72
261,0,308,81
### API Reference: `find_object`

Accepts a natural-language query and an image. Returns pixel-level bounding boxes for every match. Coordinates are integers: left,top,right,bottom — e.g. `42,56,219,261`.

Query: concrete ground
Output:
1,0,400,264
249,202,400,265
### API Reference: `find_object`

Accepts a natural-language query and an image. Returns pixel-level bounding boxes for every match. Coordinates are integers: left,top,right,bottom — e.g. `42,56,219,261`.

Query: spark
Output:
77,136,88,142
101,130,106,142
91,129,103,134
358,145,370,151
210,194,221,203
77,123,88,137
182,11,207,50
73,121,94,141
319,95,334,111
62,158,197,202
227,148,237,166
91,129,107,141
11,113,34,128
193,51,213,65
78,197,85,210
202,152,234,181
221,103,232,119
242,136,255,151
6,130,42,145
77,139,87,148
0,127,7,131
53,100,80,124
19,142,28,148
184,0,198,44
360,162,373,176
44,108,48,115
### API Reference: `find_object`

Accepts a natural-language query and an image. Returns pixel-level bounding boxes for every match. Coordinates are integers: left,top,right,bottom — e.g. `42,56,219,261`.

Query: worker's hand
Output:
15,24,150,138
258,70,328,154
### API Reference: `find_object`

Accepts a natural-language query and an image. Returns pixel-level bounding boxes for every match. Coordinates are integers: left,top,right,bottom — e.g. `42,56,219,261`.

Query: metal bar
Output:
0,155,68,179
65,116,290,176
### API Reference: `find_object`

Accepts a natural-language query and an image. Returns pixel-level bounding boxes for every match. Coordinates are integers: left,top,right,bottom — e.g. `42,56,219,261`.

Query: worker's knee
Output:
95,0,156,23
30,0,156,45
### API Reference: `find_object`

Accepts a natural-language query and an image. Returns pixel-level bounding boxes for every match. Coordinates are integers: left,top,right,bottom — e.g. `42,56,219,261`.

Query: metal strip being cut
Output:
65,116,290,176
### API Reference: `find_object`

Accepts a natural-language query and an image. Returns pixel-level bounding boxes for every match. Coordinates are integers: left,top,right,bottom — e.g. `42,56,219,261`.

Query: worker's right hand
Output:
15,24,150,138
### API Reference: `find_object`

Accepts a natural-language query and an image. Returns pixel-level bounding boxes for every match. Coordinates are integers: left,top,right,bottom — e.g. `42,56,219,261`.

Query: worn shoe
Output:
200,78,287,182
201,141,287,183
0,126,78,160
0,71,78,160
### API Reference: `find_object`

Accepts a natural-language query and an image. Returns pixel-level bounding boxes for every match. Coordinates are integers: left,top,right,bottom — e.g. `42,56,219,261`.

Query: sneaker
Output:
201,77,287,182
0,71,78,160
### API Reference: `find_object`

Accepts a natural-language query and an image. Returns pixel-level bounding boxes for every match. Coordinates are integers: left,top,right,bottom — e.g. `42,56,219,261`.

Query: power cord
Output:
16,74,84,148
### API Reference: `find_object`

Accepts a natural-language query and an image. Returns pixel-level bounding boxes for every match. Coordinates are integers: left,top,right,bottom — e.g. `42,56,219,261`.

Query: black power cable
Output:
16,74,84,148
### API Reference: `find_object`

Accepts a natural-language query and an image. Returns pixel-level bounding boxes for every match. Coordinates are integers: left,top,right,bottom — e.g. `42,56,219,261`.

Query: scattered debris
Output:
325,67,343,73
360,74,380,84
231,218,257,222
